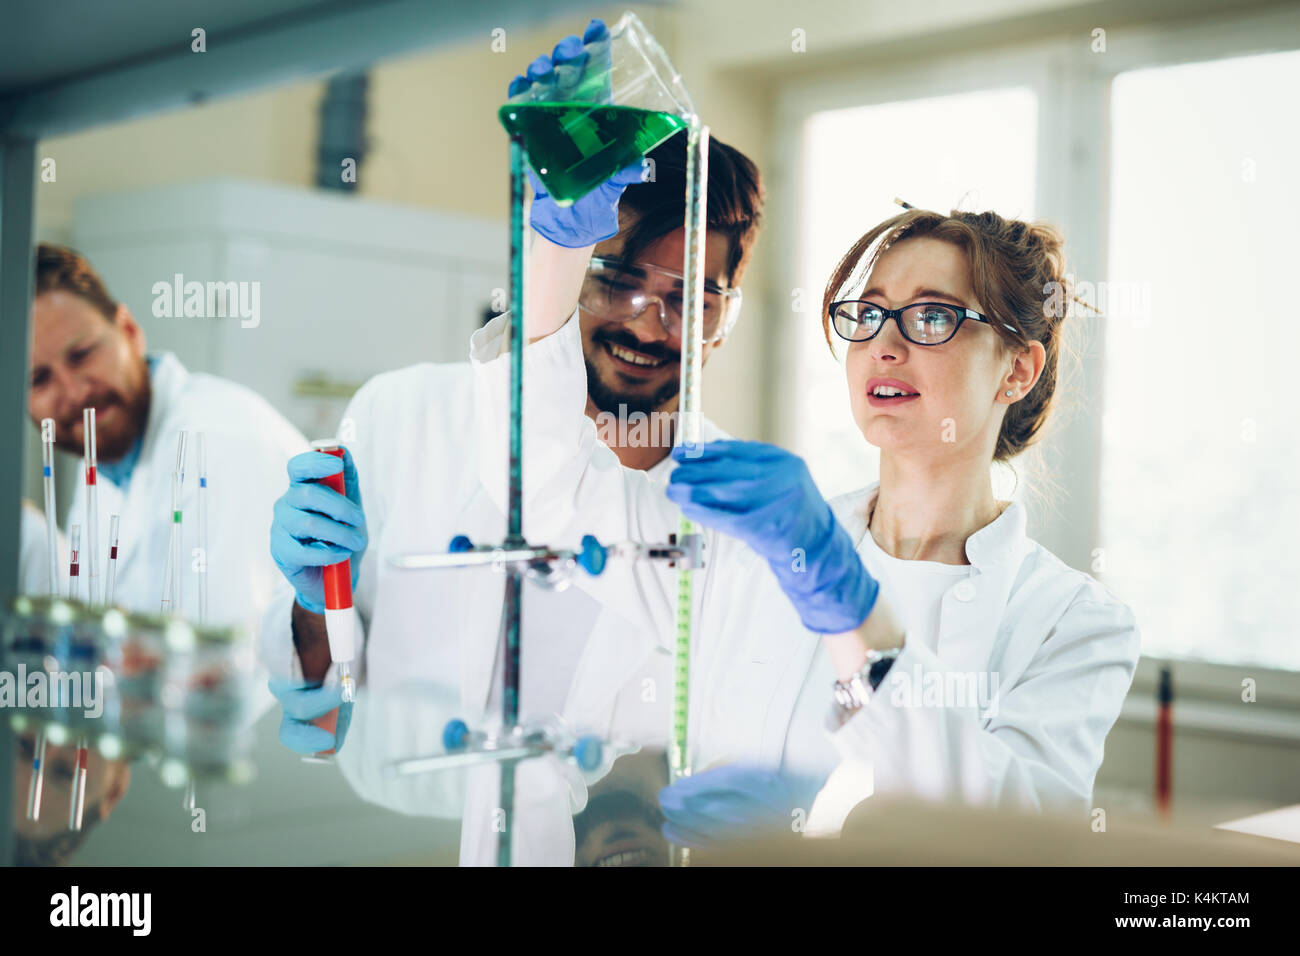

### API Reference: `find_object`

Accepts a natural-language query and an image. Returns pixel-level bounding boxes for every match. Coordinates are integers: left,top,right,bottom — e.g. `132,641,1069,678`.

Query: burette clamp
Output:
392,531,707,579
392,535,617,592
392,536,602,578
574,532,706,572
668,531,704,570
385,718,611,777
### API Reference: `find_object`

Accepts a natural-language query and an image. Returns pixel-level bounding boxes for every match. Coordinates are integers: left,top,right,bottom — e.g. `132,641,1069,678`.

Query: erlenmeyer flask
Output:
498,12,696,206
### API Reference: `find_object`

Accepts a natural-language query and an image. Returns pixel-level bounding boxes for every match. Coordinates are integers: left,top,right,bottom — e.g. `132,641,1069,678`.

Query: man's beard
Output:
573,789,667,867
585,330,681,417
54,368,152,462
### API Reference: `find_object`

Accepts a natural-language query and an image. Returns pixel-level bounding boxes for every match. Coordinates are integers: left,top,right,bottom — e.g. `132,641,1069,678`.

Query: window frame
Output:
770,3,1300,703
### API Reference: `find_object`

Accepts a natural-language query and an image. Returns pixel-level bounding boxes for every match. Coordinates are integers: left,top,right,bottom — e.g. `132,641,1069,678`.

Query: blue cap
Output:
442,718,469,751
577,535,607,576
573,735,603,772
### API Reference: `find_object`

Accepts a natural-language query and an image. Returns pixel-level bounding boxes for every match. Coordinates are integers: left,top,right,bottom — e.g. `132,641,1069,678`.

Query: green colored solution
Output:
498,103,687,206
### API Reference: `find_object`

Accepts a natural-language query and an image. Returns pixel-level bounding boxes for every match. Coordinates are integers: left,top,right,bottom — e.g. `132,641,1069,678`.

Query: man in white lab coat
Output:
27,243,308,644
261,127,768,865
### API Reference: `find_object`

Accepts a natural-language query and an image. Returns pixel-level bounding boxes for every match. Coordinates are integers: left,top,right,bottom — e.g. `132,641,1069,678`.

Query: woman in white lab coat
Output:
472,206,1140,838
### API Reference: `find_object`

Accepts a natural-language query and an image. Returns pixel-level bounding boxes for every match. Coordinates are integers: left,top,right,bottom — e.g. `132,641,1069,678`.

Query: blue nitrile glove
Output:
270,448,367,615
269,677,353,755
506,18,646,248
658,765,828,849
666,440,879,634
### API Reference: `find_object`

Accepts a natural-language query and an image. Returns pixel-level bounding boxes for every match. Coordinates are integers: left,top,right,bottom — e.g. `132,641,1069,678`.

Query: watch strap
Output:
832,646,902,716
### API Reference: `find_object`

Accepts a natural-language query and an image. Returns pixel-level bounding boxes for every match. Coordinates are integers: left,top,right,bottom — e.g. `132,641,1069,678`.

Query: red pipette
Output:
305,440,356,760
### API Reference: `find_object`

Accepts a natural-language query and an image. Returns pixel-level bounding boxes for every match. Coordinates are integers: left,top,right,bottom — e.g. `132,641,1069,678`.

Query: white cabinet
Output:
72,179,505,437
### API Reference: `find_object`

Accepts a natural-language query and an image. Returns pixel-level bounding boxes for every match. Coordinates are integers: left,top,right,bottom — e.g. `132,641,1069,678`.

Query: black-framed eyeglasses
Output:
828,300,1019,346
579,256,743,345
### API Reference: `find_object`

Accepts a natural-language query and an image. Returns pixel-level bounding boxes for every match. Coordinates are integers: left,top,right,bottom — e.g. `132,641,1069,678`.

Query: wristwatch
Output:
832,646,902,717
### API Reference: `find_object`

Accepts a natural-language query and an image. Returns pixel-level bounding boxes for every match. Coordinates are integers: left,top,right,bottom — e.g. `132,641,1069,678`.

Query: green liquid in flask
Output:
499,103,688,206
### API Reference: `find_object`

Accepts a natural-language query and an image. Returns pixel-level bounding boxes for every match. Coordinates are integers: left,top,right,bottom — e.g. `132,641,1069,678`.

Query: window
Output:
795,88,1038,498
1101,50,1300,670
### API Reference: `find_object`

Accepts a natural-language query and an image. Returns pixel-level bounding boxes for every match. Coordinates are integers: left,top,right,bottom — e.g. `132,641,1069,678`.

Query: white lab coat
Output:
67,353,308,650
258,358,731,865
470,309,1141,820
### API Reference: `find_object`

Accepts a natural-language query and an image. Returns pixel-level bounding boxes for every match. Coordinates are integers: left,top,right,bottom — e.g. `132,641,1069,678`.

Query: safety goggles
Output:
579,256,743,345
828,300,1019,346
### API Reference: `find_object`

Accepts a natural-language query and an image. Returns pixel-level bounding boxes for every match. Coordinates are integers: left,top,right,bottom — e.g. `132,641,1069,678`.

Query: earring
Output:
1005,390,1013,398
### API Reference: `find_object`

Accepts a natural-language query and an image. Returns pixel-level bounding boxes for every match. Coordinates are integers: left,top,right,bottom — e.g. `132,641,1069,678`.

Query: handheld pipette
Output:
83,408,99,606
311,440,357,704
105,515,120,605
41,418,60,595
68,524,80,601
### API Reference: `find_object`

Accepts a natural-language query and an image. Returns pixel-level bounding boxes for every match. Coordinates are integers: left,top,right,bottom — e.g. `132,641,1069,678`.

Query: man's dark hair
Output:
35,242,119,320
617,133,764,286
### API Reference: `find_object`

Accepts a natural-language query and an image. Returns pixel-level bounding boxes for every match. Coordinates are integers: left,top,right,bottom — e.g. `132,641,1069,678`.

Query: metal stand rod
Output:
495,135,529,868
385,136,630,865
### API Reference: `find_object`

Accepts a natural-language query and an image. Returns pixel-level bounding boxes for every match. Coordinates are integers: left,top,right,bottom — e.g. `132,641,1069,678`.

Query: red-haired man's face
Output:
29,292,151,461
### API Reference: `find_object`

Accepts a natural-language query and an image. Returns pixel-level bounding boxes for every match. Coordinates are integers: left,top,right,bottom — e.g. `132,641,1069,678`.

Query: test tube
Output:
160,473,182,613
41,418,60,596
174,432,187,612
25,731,47,821
105,515,121,605
160,431,187,613
83,408,99,606
33,419,61,822
68,737,88,831
197,433,207,624
160,484,174,614
67,524,81,602
311,440,356,704
189,435,205,818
